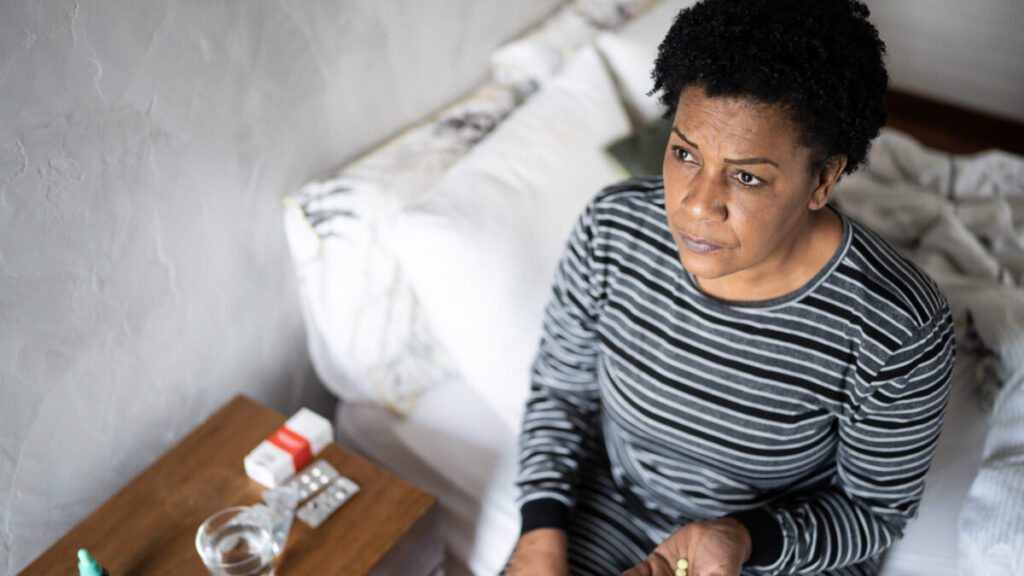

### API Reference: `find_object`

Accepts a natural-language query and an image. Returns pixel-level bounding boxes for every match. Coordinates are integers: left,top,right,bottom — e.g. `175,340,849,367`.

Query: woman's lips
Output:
678,232,723,254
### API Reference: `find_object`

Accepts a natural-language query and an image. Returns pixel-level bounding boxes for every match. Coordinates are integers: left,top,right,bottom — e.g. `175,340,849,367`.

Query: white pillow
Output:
491,0,657,91
283,82,520,414
387,45,632,432
595,0,698,126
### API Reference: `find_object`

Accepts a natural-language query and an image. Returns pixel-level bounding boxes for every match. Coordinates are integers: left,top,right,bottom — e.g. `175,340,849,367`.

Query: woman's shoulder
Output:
836,215,952,334
591,176,665,209
572,176,676,274
581,176,671,241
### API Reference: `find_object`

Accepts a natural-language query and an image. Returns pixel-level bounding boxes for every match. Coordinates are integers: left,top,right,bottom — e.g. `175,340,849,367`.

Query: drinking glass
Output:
196,506,275,576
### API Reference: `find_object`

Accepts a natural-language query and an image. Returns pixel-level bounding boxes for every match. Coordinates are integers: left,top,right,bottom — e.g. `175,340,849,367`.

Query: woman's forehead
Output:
672,86,808,158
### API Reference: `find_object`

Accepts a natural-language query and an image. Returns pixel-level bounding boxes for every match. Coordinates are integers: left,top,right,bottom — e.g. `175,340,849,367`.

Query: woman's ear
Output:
809,156,847,210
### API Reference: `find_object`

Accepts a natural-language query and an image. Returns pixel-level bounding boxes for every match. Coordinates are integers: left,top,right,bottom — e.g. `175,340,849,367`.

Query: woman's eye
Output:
736,171,764,187
673,147,693,162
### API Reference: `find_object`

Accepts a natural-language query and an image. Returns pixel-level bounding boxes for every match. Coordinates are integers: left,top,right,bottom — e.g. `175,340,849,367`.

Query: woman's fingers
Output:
646,552,678,575
619,552,678,576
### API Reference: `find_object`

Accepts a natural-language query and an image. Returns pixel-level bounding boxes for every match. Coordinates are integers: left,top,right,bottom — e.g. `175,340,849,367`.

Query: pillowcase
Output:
387,45,632,432
595,0,698,126
491,0,657,93
283,82,520,414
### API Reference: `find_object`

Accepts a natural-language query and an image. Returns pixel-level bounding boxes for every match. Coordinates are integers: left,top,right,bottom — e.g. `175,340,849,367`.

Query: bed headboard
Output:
886,88,1024,156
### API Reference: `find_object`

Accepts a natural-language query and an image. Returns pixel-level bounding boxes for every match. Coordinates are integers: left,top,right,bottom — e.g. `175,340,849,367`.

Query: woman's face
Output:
663,85,841,299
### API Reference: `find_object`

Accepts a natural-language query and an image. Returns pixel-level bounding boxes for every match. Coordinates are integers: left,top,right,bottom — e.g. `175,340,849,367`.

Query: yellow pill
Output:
675,568,687,576
677,558,689,570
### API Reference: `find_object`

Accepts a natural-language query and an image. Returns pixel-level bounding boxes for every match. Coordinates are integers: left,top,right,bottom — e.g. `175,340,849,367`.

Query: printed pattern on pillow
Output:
283,82,522,414
491,0,659,93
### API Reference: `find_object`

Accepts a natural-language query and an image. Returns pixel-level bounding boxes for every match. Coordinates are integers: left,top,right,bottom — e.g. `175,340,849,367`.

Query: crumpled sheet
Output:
833,128,1024,576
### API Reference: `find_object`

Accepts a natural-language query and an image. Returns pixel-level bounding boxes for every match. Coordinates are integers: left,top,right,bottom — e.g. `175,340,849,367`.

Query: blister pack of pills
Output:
279,459,360,528
280,459,340,503
296,476,361,528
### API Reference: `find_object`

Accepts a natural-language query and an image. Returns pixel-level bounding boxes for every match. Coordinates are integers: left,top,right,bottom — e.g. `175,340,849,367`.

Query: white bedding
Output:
335,378,519,576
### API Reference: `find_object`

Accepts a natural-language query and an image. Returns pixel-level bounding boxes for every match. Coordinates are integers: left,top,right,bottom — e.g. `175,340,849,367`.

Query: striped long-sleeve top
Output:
516,177,955,574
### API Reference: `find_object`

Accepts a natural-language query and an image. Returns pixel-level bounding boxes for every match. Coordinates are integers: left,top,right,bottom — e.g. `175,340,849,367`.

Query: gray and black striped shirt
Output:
517,177,954,574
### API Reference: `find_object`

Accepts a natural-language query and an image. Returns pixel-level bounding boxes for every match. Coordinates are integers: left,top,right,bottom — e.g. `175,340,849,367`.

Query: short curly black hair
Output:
651,0,888,175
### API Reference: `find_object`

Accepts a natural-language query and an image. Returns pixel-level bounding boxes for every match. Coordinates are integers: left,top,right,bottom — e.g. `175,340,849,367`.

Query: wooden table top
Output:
21,395,436,575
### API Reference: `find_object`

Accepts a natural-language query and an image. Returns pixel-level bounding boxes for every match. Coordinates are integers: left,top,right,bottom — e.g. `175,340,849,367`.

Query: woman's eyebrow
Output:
673,126,779,168
672,126,699,149
725,157,779,168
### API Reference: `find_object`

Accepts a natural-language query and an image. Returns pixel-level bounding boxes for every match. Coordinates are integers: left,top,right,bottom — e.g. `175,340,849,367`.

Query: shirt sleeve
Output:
739,305,956,574
516,200,607,533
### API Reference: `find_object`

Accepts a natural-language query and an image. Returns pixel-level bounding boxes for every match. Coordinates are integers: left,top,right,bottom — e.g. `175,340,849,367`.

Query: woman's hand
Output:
505,528,571,576
619,517,752,576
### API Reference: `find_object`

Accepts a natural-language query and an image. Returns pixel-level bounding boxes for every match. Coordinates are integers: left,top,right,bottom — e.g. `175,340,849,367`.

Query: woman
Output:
506,0,955,575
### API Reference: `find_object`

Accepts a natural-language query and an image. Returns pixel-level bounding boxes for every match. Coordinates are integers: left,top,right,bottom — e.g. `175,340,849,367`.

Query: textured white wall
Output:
0,0,558,573
864,0,1024,123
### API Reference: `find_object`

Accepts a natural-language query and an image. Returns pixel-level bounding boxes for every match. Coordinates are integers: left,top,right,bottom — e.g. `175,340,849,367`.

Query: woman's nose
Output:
679,175,727,221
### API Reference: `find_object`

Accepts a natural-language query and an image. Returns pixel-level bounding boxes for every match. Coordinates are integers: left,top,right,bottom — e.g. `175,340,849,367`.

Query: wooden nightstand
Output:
21,395,443,575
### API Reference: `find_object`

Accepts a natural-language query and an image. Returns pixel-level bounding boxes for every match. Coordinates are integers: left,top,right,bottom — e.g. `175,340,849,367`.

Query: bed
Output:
282,1,1024,574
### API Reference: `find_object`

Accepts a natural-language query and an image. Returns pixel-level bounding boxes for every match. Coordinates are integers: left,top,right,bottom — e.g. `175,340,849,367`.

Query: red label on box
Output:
268,425,313,471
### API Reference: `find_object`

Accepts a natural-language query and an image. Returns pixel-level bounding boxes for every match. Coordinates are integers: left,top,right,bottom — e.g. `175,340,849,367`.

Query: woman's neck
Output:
695,207,843,302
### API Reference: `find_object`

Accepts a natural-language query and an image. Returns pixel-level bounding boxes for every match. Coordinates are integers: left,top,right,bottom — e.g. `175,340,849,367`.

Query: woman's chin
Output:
678,253,732,281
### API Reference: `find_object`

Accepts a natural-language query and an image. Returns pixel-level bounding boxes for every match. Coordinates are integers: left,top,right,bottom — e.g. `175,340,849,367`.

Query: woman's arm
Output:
506,528,571,576
513,199,608,565
754,309,955,573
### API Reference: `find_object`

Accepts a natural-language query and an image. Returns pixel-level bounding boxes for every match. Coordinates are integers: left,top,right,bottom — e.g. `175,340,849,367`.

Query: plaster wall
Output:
864,0,1024,123
0,1,557,572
